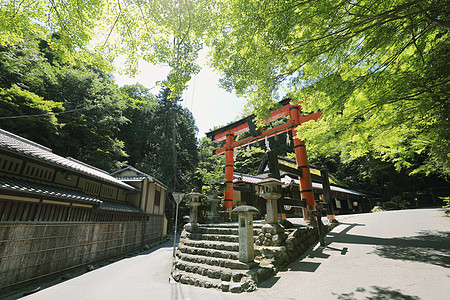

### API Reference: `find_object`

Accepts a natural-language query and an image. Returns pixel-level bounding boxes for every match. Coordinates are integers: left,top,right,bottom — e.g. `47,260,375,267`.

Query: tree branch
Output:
102,0,122,48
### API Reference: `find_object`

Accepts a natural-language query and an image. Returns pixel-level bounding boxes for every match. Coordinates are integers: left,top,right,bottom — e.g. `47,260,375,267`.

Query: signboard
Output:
173,192,185,205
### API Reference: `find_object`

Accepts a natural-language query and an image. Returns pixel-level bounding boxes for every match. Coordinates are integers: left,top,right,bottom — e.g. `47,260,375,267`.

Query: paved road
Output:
17,208,450,300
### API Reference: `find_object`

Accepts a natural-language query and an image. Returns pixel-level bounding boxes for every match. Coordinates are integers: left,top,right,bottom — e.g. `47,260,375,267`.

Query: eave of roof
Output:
233,172,268,184
0,175,102,204
0,129,137,191
282,175,367,197
0,175,145,213
232,173,368,197
114,176,147,182
99,200,143,213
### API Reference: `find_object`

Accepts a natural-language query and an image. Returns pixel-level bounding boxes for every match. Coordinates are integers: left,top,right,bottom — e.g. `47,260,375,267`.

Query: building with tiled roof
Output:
111,165,168,217
232,154,373,216
0,128,168,294
0,129,142,217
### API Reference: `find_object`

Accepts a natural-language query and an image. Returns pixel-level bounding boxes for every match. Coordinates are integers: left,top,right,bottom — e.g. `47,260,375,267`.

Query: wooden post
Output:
289,106,315,221
224,133,235,219
321,168,335,220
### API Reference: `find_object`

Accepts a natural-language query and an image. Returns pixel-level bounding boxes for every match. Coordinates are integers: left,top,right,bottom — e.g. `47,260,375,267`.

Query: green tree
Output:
46,65,128,172
204,0,449,177
0,85,63,145
0,30,128,172
120,85,199,191
0,0,213,97
119,84,158,169
195,137,225,193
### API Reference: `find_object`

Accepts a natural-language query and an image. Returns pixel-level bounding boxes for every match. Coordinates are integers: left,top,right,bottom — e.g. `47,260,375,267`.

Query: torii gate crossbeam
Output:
206,99,321,219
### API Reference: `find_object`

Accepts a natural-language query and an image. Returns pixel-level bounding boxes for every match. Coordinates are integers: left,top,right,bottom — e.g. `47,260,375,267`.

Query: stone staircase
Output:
172,220,336,293
172,223,263,293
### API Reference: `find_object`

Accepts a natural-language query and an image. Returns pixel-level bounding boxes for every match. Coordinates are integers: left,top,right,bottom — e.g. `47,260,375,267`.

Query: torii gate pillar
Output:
289,106,315,220
224,133,235,218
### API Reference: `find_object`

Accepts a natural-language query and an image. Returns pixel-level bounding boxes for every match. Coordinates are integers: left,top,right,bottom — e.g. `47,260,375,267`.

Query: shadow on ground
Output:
328,227,450,268
332,286,421,300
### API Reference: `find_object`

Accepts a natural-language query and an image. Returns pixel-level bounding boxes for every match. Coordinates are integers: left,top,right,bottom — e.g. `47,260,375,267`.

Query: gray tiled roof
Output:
0,176,101,204
233,172,367,197
0,176,145,213
99,201,143,213
0,129,136,191
233,172,266,184
114,176,147,182
111,165,168,189
282,175,368,197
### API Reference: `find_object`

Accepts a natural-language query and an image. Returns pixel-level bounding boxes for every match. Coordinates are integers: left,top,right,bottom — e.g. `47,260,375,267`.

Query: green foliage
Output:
441,197,450,209
0,31,128,172
234,146,266,175
195,137,225,194
0,0,215,97
383,195,410,210
205,0,450,178
0,84,63,145
43,64,128,172
0,28,200,186
119,85,199,191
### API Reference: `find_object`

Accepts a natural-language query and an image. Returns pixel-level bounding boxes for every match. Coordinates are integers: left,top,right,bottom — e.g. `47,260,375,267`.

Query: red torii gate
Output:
206,99,321,219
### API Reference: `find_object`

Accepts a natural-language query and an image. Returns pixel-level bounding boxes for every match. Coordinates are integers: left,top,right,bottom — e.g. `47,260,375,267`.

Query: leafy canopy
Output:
1,0,448,177
0,0,213,97
205,0,449,177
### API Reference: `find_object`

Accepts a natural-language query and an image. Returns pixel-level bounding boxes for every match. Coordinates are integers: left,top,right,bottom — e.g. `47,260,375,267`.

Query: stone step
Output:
172,270,222,289
173,261,258,293
176,251,255,270
178,244,239,260
197,223,263,229
182,240,239,252
185,232,259,243
174,260,250,281
193,227,261,236
185,232,239,242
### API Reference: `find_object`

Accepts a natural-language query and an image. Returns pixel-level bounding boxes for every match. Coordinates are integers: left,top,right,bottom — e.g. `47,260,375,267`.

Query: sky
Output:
113,50,247,138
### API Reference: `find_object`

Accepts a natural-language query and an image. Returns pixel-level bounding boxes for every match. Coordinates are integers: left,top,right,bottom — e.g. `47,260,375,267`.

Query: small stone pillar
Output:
186,191,203,224
259,178,284,235
207,191,221,223
231,205,260,263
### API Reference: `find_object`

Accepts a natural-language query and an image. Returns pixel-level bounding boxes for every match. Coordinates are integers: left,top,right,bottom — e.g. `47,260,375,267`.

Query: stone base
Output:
261,223,284,234
184,223,199,233
255,222,339,270
207,215,223,224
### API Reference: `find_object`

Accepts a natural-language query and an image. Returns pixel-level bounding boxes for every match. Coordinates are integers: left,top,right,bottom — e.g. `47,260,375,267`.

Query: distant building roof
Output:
0,129,136,191
111,165,168,189
258,155,343,186
281,175,367,197
234,172,269,184
233,173,367,197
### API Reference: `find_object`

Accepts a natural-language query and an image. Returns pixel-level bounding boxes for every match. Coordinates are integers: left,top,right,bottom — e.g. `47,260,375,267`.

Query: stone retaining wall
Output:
255,223,337,274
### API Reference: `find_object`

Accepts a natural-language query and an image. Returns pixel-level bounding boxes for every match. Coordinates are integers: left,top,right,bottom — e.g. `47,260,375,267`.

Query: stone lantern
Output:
231,205,260,263
186,191,203,224
259,177,284,235
207,190,221,223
